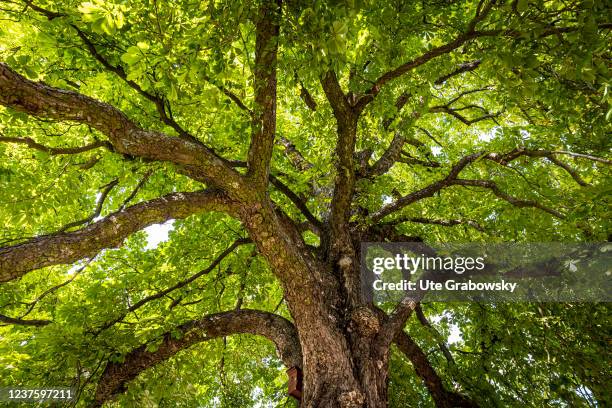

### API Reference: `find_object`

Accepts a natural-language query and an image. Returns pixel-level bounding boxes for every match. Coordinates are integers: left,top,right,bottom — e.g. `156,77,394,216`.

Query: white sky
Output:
143,220,175,249
94,215,466,344
431,312,463,344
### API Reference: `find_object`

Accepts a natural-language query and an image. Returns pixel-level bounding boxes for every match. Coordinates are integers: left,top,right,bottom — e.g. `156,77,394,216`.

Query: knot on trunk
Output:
349,306,380,337
339,389,365,408
338,255,352,269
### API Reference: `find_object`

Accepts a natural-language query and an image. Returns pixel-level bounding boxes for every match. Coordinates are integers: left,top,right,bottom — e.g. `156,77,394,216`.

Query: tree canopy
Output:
0,0,610,407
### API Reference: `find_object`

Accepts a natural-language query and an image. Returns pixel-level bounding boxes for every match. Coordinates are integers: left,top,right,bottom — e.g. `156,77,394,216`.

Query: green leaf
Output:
121,46,143,65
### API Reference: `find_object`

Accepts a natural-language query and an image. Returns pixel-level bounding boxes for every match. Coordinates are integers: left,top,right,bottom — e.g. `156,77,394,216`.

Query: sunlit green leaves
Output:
78,0,127,35
0,0,610,406
120,46,143,65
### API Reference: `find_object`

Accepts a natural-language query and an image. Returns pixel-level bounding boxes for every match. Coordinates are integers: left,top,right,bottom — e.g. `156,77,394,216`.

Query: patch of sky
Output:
144,220,175,249
430,311,463,344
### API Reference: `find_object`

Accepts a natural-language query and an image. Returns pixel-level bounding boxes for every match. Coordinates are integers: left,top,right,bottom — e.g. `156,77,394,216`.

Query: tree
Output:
0,0,610,406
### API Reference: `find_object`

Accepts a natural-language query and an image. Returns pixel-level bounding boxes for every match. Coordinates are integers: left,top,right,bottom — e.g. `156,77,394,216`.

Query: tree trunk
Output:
300,362,388,408
284,258,390,407
296,311,389,408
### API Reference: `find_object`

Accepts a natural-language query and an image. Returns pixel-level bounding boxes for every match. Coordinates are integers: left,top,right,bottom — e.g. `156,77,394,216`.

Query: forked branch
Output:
371,147,607,222
321,70,360,253
354,2,496,110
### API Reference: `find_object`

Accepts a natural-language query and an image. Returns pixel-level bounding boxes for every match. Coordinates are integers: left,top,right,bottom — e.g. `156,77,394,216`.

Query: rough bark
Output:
247,0,281,188
394,331,476,408
0,190,234,282
93,310,301,406
237,199,367,407
0,63,245,193
320,70,362,309
2,3,603,407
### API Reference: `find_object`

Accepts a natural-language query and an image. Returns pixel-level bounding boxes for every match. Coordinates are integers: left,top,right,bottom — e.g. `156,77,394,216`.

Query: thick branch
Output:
247,0,281,188
321,70,354,120
278,136,313,171
394,331,476,408
0,190,235,282
363,120,444,177
321,71,359,254
94,310,301,406
0,63,244,192
365,132,407,177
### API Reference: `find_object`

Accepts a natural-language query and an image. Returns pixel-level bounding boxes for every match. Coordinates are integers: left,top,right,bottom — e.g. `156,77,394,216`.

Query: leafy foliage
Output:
0,0,610,406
